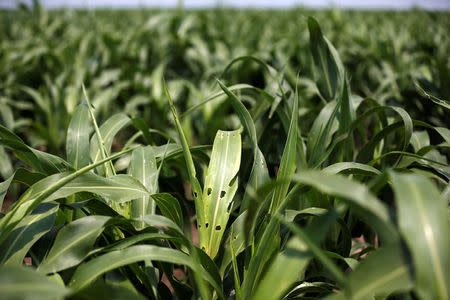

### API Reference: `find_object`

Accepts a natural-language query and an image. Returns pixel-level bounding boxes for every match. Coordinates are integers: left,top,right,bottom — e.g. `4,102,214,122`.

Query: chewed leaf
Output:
201,130,241,258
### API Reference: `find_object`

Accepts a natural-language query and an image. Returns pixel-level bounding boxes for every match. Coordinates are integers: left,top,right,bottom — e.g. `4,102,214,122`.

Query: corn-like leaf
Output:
141,214,185,237
292,172,397,243
201,130,241,258
269,89,298,214
0,147,136,245
0,124,70,174
243,170,399,298
390,171,449,300
336,77,356,161
42,173,149,204
66,103,91,169
0,265,70,300
357,106,413,165
150,193,183,229
164,80,206,245
219,211,247,275
329,246,413,300
308,16,344,102
128,146,158,228
217,80,269,213
69,245,224,299
253,211,340,300
90,113,131,176
322,162,381,176
38,216,110,274
0,173,14,209
0,203,57,265
0,146,13,180
306,100,339,167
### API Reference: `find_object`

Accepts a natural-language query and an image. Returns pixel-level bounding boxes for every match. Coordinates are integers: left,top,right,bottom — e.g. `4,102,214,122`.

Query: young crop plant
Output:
165,81,242,259
0,9,449,300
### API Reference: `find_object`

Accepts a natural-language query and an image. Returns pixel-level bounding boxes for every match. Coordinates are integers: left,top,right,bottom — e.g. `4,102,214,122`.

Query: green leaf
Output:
243,169,399,297
356,106,413,165
42,173,149,204
90,113,131,176
68,244,224,299
0,147,136,246
0,124,70,175
337,77,356,161
128,146,158,227
253,210,341,300
323,162,381,176
341,246,413,299
268,89,297,214
141,214,185,236
0,266,70,300
11,168,46,186
95,232,186,254
38,216,110,274
390,171,449,300
306,100,339,167
201,130,241,258
131,117,153,145
219,211,247,275
435,127,450,143
0,172,14,209
0,146,13,179
415,79,450,110
182,83,269,118
0,203,58,265
66,103,91,169
164,79,205,243
252,236,310,300
70,281,146,300
150,193,183,229
291,171,397,243
217,80,269,213
308,16,344,102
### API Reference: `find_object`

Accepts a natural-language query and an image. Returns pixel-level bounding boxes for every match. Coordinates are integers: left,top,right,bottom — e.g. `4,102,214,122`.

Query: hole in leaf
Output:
215,225,221,231
201,246,205,251
193,192,198,197
207,188,212,195
227,201,233,213
205,223,209,228
220,190,226,198
228,174,238,187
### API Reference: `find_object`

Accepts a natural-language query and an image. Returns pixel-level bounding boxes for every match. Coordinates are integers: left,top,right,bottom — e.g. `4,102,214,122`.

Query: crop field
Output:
0,3,449,300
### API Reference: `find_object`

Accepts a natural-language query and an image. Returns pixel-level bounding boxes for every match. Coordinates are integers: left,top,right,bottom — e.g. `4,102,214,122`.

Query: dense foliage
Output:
0,4,449,300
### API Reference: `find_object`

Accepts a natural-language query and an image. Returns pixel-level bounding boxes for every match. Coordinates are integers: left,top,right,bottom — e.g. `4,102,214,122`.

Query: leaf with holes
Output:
200,130,241,258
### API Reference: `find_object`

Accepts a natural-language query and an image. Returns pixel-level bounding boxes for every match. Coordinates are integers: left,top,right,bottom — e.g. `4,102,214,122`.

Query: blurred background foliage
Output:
0,5,448,163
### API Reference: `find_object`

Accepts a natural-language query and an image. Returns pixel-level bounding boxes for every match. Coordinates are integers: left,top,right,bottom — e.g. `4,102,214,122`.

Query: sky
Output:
1,0,449,10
